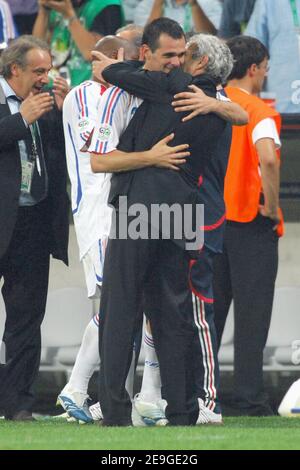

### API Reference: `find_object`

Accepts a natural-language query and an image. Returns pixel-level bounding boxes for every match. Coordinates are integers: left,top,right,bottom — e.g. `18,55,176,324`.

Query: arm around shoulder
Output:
214,99,249,126
102,63,183,102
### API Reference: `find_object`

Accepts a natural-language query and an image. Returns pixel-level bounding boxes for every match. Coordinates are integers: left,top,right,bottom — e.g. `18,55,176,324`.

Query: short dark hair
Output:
142,17,185,52
227,35,270,80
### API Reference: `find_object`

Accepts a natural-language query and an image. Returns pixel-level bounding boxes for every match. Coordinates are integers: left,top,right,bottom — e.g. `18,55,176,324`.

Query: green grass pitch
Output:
0,417,300,450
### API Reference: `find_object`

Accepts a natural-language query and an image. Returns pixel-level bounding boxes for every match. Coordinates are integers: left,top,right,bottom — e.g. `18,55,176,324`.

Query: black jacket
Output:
103,62,228,252
0,84,69,263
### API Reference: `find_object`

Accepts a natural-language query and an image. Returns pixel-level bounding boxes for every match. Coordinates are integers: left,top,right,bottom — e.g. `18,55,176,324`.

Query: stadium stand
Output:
2,256,299,377
216,287,300,372
279,114,300,222
267,287,300,369
40,287,93,377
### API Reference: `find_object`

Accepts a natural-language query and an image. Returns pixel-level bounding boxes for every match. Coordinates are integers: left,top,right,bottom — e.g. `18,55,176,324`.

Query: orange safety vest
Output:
224,86,284,237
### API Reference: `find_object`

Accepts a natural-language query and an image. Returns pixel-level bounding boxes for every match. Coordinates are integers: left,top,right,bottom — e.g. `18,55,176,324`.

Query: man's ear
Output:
111,50,118,60
248,63,258,77
140,44,151,61
10,63,20,78
198,55,209,71
194,55,209,75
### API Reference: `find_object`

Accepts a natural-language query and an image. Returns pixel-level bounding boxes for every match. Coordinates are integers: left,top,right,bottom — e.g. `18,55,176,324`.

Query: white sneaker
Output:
278,379,300,417
133,394,168,426
89,402,103,421
57,385,93,424
131,404,147,427
157,398,167,413
196,399,223,425
51,411,77,422
52,411,69,419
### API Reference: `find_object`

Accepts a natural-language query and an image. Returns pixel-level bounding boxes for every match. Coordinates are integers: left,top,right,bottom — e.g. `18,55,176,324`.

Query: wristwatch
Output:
64,14,77,28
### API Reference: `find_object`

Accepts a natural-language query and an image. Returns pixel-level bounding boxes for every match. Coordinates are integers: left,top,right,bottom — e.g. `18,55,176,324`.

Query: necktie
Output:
29,121,47,202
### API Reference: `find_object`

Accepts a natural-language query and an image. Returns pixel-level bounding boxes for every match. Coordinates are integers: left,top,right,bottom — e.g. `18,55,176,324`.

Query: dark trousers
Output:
0,203,50,417
190,247,221,413
213,215,279,414
98,222,198,426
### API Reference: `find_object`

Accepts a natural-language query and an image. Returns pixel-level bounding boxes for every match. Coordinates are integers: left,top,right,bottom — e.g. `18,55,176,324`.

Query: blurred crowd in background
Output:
1,0,300,114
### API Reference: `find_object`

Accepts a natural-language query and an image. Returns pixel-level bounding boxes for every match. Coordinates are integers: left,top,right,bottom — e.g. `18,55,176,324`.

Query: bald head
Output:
94,35,139,61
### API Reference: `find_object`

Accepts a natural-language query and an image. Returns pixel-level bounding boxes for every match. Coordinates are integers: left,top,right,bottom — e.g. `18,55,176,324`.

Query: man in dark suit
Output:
90,19,227,427
0,35,69,421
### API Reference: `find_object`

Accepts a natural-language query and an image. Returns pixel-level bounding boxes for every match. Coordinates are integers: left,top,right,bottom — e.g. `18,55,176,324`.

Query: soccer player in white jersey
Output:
57,34,190,424
56,36,140,423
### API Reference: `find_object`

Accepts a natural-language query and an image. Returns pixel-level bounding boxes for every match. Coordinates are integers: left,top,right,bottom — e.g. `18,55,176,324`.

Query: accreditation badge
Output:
21,160,34,193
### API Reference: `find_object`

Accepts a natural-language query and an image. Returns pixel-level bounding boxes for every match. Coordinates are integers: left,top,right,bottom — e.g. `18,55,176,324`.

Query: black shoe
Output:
6,410,35,421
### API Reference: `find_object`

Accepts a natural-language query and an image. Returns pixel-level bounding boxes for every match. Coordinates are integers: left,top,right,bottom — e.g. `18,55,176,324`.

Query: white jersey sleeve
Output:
63,80,112,262
88,86,135,155
252,118,281,149
70,81,107,151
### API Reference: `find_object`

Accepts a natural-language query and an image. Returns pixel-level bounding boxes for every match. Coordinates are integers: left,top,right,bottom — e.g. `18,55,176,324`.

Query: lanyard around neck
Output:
290,0,300,28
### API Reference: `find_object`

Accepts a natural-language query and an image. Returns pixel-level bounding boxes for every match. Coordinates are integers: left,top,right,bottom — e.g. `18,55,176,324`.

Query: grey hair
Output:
116,23,144,34
0,35,51,78
187,33,234,84
116,23,144,48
